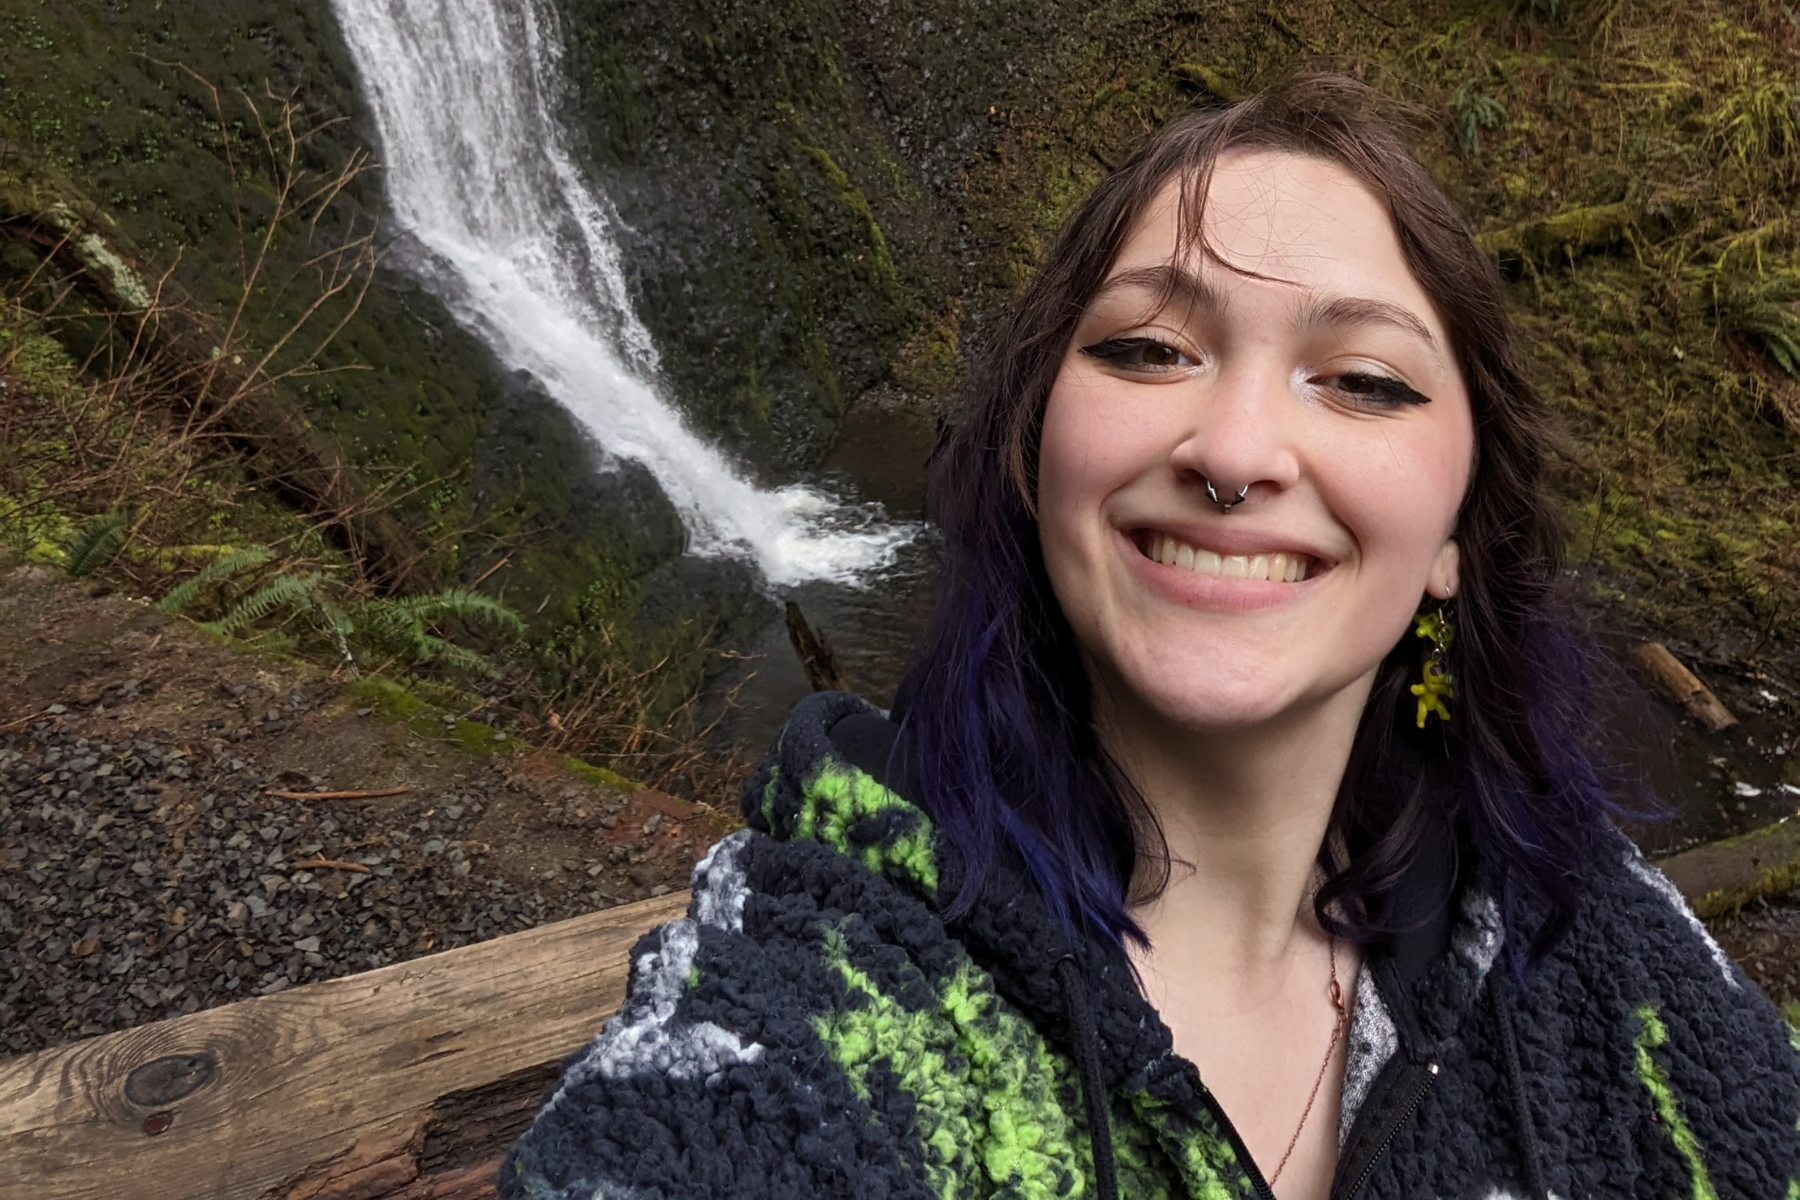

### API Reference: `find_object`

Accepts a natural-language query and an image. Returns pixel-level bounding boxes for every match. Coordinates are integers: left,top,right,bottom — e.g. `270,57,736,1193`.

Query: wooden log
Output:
1657,818,1800,920
1630,641,1738,731
785,600,849,693
1476,201,1635,266
0,891,689,1200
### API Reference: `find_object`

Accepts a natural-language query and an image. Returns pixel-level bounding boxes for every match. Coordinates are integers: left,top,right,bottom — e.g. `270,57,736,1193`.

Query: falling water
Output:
328,0,911,587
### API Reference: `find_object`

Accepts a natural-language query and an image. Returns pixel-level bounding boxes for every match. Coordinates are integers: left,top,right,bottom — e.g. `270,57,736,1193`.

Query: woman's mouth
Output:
1136,531,1317,583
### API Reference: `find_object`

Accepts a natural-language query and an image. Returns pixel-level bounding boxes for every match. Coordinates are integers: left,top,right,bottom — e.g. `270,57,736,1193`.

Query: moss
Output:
890,298,965,397
566,757,642,793
0,0,697,667
1477,201,1636,264
341,676,520,756
1172,63,1245,102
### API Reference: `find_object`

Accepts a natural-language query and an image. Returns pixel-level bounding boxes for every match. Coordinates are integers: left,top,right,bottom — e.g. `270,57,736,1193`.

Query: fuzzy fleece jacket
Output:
500,690,1800,1199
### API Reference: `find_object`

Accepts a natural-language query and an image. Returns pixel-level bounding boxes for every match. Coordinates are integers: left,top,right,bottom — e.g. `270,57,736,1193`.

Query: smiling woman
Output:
498,75,1800,1200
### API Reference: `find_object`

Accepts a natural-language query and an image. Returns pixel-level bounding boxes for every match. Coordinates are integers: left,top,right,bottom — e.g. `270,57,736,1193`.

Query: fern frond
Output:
158,545,277,614
202,571,325,637
423,640,501,678
408,588,526,635
63,511,129,578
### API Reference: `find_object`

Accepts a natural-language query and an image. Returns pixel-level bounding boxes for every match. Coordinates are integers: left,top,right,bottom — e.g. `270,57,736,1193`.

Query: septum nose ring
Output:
1205,479,1250,513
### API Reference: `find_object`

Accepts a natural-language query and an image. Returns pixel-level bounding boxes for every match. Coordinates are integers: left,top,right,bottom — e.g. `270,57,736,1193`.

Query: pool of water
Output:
706,404,942,751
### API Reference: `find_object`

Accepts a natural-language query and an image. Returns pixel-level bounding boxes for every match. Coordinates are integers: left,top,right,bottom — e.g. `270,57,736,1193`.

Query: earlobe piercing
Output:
1205,479,1250,513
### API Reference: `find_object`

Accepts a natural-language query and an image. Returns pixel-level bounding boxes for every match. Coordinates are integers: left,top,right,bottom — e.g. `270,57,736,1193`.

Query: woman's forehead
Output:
1102,152,1452,355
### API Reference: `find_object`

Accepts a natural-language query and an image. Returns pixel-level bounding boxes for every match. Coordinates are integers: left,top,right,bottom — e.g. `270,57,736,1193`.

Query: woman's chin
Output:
1109,673,1312,734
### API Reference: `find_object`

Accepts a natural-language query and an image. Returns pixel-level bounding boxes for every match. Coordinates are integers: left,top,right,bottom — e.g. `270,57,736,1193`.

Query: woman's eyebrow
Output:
1089,264,1223,317
1293,294,1442,359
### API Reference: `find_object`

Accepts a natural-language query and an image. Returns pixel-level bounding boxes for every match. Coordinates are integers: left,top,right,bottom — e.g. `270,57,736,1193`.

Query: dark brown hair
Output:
904,73,1609,956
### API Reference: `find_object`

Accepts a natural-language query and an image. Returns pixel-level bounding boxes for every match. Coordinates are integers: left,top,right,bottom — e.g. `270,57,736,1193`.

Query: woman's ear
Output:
1428,539,1461,601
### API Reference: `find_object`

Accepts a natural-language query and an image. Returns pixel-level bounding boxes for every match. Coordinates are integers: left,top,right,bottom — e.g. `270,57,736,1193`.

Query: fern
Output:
1452,81,1508,156
1712,272,1800,379
158,545,276,614
400,588,525,635
63,511,129,578
347,587,520,677
201,571,326,637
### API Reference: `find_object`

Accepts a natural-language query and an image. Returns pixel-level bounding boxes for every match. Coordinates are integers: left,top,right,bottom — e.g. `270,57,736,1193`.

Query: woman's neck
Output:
1103,674,1372,966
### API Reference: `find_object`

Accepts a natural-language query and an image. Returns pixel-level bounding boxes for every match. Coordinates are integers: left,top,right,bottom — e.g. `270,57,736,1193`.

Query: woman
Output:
502,75,1800,1200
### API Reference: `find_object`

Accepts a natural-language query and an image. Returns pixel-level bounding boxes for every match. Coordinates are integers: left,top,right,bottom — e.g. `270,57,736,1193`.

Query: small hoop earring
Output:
1205,479,1250,513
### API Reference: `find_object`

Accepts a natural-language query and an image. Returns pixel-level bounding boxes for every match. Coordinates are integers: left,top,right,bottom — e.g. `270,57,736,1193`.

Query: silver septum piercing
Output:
1206,480,1250,513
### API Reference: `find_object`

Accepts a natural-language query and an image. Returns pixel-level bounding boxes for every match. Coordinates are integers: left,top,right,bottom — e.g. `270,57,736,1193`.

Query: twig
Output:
289,857,372,874
470,554,512,589
265,786,410,800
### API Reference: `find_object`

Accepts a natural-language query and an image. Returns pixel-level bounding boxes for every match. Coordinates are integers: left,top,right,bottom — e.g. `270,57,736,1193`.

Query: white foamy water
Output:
328,0,910,586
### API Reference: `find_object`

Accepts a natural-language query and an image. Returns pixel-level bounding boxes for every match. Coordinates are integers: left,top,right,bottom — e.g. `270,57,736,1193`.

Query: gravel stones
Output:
0,718,687,1056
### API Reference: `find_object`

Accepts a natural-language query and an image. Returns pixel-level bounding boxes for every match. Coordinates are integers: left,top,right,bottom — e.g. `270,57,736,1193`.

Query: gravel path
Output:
0,710,718,1056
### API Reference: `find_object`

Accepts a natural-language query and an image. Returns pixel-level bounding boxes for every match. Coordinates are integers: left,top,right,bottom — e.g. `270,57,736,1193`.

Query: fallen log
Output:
1630,641,1738,731
785,600,849,693
0,802,1764,1199
0,891,689,1200
1476,201,1634,266
1657,817,1800,920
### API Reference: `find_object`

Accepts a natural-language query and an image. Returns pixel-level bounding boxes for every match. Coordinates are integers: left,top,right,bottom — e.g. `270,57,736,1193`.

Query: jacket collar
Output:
746,689,1499,1104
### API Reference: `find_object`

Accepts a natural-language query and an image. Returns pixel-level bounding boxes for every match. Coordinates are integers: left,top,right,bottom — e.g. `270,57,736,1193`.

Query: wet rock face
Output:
552,0,1106,469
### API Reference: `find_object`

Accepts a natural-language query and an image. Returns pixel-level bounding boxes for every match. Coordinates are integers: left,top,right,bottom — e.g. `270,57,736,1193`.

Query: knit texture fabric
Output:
501,691,1800,1199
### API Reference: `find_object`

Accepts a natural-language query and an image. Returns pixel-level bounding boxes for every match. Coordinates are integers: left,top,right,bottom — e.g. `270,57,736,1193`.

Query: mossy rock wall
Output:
0,0,696,643
553,0,1137,468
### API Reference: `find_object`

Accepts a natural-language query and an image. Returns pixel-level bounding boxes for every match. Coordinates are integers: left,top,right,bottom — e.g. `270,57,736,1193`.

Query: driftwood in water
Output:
0,891,688,1200
1630,641,1738,732
786,600,849,692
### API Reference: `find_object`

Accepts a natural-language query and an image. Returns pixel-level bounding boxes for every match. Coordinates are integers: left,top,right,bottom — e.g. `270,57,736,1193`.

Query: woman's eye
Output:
1079,337,1196,372
1324,371,1431,407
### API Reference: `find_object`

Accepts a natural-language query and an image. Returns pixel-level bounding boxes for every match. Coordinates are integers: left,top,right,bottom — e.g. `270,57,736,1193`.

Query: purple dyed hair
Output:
900,74,1614,960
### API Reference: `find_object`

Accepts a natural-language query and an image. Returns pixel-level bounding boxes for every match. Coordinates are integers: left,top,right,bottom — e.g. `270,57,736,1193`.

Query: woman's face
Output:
1038,149,1475,734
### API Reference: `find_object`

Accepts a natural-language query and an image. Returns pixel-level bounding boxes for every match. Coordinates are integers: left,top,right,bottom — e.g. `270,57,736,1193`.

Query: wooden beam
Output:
0,891,690,1200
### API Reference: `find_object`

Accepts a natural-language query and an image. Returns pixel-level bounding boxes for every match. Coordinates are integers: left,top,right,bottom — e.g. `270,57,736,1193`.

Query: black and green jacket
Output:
502,691,1800,1199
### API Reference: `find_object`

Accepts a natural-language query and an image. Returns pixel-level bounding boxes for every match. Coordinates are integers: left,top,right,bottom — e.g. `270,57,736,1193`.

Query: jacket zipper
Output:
1196,1083,1277,1200
1333,1059,1438,1200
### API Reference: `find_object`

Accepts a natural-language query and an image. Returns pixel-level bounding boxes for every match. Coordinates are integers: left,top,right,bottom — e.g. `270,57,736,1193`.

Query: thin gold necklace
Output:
1266,936,1349,1188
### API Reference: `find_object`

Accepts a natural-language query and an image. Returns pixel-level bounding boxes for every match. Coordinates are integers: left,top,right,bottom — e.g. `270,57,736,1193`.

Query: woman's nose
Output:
1166,364,1303,502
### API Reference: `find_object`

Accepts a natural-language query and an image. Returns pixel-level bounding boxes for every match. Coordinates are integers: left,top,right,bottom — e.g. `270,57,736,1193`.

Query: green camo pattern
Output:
762,759,940,899
776,752,1254,1199
813,920,1184,1199
1633,1002,1717,1200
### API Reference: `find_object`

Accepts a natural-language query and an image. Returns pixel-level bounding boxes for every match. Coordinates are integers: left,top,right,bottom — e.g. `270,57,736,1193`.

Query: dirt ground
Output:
0,558,740,1051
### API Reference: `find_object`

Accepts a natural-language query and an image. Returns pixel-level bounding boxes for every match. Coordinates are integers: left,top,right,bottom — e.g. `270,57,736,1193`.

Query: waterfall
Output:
327,0,911,587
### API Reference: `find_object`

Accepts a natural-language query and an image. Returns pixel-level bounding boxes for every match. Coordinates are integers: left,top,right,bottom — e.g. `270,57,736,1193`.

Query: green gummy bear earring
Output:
1410,608,1456,728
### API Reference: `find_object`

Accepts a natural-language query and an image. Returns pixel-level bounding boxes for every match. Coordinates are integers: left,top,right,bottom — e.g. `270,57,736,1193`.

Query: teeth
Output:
1144,535,1311,583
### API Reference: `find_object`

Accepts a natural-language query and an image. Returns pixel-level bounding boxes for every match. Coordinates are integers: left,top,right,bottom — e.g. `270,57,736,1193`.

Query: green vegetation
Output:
5,0,1799,795
0,0,731,699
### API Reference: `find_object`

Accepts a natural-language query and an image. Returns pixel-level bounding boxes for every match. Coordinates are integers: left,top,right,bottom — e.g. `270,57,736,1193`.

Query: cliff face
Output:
553,0,1131,467
0,0,730,653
